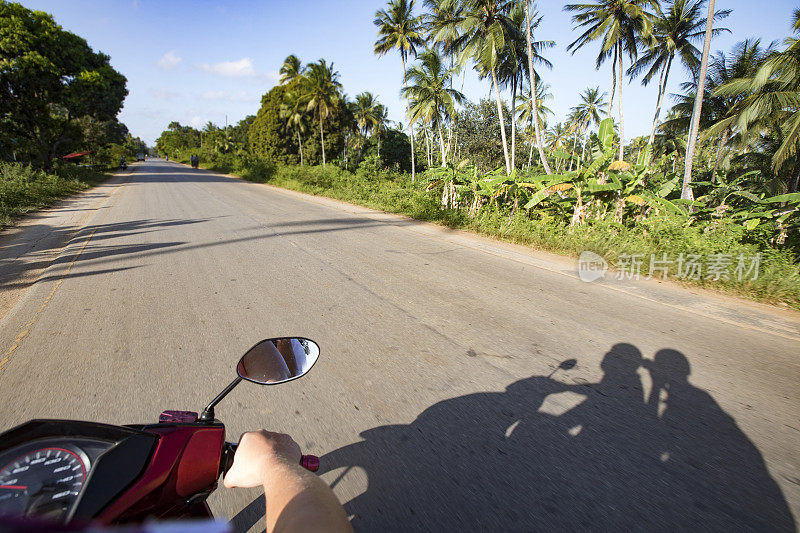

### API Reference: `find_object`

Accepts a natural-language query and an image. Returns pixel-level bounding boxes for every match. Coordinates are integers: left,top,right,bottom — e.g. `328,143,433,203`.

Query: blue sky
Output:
18,0,796,146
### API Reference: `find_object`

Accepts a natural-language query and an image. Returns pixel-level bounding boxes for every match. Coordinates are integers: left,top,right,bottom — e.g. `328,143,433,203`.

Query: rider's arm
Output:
223,430,352,533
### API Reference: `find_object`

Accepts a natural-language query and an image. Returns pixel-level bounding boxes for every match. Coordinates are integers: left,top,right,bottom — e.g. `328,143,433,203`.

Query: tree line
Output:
0,2,145,169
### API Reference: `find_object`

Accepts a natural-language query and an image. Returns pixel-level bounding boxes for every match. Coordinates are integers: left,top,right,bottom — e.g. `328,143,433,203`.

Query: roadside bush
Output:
0,162,107,227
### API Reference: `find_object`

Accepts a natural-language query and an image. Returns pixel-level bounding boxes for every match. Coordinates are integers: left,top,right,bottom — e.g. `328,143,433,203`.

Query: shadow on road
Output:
232,343,794,531
0,218,208,289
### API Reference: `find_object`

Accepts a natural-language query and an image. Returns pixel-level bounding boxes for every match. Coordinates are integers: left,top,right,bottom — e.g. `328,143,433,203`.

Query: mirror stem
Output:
199,377,242,423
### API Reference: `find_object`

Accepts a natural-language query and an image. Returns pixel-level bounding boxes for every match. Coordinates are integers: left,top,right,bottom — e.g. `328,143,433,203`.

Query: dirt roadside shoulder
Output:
0,167,134,320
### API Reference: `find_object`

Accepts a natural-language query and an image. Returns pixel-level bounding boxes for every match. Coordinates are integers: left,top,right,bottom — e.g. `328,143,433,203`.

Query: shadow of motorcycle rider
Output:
315,344,794,531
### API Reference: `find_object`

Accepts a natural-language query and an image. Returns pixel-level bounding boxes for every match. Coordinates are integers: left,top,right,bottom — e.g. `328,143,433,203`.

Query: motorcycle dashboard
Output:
0,420,157,523
0,437,111,521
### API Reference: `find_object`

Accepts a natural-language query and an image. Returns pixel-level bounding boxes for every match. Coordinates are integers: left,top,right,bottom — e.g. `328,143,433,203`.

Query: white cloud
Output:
200,90,255,103
189,116,204,129
152,88,179,100
158,51,182,70
200,58,255,77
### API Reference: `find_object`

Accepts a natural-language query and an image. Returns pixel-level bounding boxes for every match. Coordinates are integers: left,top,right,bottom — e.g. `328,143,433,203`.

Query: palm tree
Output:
402,49,465,166
280,90,309,166
303,60,342,166
666,39,772,172
565,0,655,161
353,92,383,163
280,55,304,85
517,82,553,167
628,0,730,147
524,0,553,174
546,122,569,172
374,0,425,180
498,2,553,170
454,0,519,174
680,0,715,200
713,14,800,190
374,104,389,161
425,0,465,167
572,87,609,164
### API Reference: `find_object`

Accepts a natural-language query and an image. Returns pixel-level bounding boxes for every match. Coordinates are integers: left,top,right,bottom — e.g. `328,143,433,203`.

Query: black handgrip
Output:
221,441,237,476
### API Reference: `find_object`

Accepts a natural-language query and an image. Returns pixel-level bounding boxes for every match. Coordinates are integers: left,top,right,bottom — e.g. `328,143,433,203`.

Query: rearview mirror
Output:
237,337,320,385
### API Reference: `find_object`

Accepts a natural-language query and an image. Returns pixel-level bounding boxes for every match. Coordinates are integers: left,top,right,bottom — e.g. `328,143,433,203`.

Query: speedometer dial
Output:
0,447,87,519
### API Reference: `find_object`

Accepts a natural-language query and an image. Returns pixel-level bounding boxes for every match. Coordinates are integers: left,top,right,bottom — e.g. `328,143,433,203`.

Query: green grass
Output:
0,163,109,228
186,156,800,308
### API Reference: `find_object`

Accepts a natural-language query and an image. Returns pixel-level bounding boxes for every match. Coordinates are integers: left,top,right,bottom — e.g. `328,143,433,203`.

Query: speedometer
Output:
0,447,88,519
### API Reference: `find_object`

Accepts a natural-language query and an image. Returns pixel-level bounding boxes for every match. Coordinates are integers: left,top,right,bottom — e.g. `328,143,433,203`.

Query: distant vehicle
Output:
136,153,146,161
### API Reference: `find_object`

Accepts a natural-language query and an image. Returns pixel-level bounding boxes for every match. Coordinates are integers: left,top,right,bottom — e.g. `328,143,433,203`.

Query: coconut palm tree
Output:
402,49,465,166
680,0,714,199
374,0,425,180
374,104,389,161
666,39,772,172
628,0,730,147
352,92,383,164
303,60,342,166
713,13,800,190
546,122,570,172
498,2,553,170
564,0,655,161
524,0,553,174
280,90,309,166
424,0,465,167
517,82,553,168
572,87,609,164
280,55,304,85
453,0,519,174
574,87,609,130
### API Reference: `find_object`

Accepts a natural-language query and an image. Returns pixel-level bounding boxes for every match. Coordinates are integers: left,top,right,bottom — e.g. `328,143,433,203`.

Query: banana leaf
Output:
762,192,800,204
598,118,614,152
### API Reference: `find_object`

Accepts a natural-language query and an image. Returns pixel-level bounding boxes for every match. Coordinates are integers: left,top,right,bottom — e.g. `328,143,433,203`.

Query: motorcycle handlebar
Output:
221,442,319,476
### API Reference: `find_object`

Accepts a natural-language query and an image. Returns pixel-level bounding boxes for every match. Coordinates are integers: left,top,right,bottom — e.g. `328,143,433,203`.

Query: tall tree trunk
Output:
647,55,673,146
525,0,552,174
511,82,517,170
319,115,326,166
569,129,578,171
402,56,416,182
437,122,447,168
713,128,729,173
580,124,588,169
297,130,304,166
490,67,512,174
424,125,432,167
528,127,534,168
608,48,618,114
682,0,715,200
618,45,625,161
789,168,800,193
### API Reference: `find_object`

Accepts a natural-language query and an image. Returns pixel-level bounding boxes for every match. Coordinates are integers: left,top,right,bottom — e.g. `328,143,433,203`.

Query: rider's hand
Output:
223,430,302,488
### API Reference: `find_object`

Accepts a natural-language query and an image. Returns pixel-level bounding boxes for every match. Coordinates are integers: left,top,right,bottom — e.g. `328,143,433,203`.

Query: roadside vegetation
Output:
156,0,800,308
0,163,108,228
0,2,146,227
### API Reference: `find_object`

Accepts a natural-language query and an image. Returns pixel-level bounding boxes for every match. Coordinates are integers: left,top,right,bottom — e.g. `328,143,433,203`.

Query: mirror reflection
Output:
237,337,320,385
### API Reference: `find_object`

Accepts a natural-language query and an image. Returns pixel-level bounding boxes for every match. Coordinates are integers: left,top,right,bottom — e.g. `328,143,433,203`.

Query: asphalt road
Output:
0,160,799,531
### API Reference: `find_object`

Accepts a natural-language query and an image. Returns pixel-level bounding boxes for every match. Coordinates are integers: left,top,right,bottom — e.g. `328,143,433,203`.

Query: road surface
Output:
1,160,798,531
